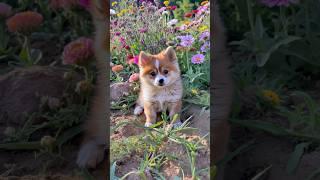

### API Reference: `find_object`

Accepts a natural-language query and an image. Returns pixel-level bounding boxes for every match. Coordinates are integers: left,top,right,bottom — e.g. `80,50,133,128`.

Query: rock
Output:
0,66,78,125
184,104,210,136
110,82,132,101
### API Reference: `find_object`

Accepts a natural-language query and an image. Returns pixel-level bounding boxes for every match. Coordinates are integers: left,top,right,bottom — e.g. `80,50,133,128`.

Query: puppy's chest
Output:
144,87,182,111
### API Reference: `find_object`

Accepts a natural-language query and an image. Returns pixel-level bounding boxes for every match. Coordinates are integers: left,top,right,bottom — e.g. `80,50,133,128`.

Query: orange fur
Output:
76,0,108,169
135,47,183,127
212,1,233,179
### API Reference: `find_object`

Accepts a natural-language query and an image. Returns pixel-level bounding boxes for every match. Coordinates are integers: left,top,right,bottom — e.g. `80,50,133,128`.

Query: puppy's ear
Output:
139,51,151,67
164,46,177,61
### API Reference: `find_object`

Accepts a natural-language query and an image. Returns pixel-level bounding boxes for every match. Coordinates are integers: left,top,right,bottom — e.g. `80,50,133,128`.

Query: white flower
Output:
110,9,116,15
162,10,169,16
167,19,178,27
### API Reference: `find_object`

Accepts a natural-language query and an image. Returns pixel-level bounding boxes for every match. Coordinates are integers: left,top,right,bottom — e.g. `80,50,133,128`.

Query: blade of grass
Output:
230,119,289,136
56,125,83,148
251,165,272,180
307,167,320,180
0,141,41,150
286,142,310,175
217,139,255,166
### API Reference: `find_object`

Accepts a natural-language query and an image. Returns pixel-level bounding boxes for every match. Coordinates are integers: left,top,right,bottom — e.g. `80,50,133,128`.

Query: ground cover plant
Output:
219,0,320,179
110,0,211,179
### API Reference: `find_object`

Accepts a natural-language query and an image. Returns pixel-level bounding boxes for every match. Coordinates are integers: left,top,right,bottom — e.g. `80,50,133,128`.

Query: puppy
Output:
134,47,183,127
212,0,233,179
76,0,108,169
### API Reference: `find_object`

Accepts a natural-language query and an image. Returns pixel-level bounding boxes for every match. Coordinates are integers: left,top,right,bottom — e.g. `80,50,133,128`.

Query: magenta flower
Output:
0,3,12,18
177,35,194,47
62,37,94,66
191,54,205,64
79,0,90,9
139,28,148,33
261,0,298,7
127,55,139,65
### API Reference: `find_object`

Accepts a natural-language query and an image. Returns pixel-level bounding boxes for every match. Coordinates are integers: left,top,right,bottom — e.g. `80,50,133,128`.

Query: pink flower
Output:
129,73,139,82
157,7,166,13
0,3,12,18
261,0,299,7
171,5,177,10
191,54,205,64
62,37,94,66
6,11,43,34
127,55,139,65
139,28,148,33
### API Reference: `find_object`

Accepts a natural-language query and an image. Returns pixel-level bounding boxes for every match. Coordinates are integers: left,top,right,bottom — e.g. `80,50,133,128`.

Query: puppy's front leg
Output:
144,101,157,127
168,100,182,127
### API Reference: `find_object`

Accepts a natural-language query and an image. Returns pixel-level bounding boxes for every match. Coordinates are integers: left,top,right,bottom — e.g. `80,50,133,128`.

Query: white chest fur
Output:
142,80,183,110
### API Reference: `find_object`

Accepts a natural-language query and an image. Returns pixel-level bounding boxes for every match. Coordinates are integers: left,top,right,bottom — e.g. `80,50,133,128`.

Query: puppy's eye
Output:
163,70,169,74
150,71,156,77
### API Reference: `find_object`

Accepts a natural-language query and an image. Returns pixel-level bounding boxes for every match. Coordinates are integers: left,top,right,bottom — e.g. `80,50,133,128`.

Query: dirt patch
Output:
110,105,210,179
111,115,144,140
225,126,320,180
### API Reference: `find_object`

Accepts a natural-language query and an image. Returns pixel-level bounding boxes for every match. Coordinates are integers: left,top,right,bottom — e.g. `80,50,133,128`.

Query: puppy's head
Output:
138,46,180,87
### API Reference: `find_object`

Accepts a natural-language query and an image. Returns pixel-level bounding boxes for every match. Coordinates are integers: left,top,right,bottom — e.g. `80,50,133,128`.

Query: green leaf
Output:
286,142,310,175
30,48,43,64
56,125,83,148
230,119,289,136
256,36,301,67
255,14,264,39
19,37,31,65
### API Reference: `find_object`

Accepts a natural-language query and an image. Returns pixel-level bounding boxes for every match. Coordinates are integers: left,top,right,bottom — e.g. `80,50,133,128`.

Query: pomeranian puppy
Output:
134,46,183,127
76,0,108,169
212,0,233,179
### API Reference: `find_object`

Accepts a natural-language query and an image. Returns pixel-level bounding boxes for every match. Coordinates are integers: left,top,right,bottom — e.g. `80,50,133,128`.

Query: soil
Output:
110,104,210,179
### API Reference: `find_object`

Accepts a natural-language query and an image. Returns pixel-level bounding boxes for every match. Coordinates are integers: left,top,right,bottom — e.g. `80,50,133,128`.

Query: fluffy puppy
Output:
134,47,183,127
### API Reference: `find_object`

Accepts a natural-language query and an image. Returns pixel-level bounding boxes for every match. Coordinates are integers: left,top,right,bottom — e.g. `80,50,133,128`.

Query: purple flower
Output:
115,32,121,36
177,35,194,47
261,0,298,7
191,54,205,64
199,31,210,41
119,37,126,46
200,42,210,52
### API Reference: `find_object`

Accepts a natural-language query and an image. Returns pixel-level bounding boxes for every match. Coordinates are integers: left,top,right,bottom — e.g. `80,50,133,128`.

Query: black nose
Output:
159,79,164,85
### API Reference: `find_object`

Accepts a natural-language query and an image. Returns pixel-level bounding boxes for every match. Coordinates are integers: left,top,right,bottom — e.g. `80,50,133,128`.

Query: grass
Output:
110,112,210,179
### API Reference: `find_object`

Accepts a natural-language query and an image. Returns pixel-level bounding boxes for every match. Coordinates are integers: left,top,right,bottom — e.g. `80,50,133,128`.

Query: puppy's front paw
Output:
134,106,143,115
77,138,105,169
144,122,153,127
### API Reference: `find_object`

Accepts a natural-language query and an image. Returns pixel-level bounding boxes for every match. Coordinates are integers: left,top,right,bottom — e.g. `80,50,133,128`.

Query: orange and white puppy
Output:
134,46,183,127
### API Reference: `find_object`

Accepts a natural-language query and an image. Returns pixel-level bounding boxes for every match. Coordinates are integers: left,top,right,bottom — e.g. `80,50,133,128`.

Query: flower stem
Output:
246,0,254,33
